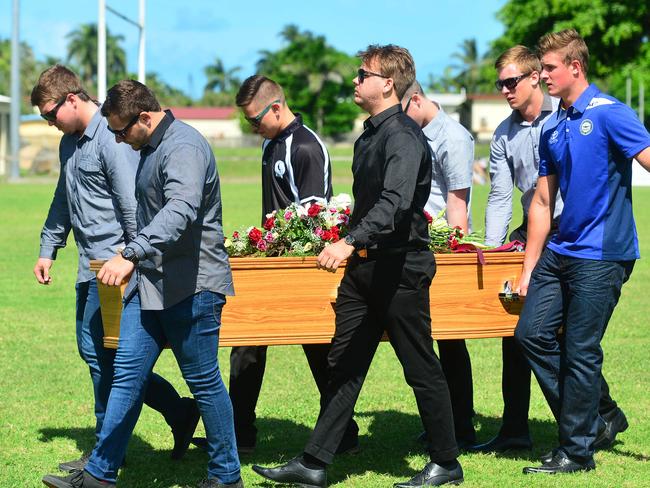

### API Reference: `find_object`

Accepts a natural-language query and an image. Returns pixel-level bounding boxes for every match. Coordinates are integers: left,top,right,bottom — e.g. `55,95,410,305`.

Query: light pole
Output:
9,0,21,180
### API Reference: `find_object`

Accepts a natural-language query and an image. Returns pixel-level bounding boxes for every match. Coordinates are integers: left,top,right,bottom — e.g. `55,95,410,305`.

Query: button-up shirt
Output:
347,104,431,250
39,107,138,283
485,94,562,246
127,110,234,310
421,104,474,228
540,84,650,261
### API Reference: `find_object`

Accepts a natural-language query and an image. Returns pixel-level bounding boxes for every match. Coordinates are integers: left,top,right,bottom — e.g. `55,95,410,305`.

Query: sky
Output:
0,0,506,99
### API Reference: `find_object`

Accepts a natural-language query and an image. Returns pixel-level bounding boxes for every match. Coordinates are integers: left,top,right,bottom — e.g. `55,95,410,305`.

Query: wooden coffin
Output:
90,253,524,349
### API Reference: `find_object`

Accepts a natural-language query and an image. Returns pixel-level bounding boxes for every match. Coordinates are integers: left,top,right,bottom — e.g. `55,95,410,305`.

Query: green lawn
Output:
0,151,649,487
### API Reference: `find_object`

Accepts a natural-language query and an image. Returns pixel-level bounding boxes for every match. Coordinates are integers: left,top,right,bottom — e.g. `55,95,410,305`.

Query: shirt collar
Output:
570,83,600,114
421,102,445,141
79,105,102,141
144,109,175,151
363,103,402,130
512,92,555,125
273,113,303,142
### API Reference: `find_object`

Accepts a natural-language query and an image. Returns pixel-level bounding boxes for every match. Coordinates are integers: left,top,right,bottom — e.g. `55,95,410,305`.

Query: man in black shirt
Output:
230,75,358,455
252,45,463,488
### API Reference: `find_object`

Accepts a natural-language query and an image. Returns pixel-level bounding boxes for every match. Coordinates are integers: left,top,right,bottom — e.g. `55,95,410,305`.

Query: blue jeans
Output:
515,249,634,461
76,279,184,439
85,291,240,484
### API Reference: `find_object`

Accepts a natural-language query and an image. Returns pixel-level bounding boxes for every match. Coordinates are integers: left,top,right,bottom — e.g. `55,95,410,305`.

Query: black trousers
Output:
304,251,458,465
229,344,359,446
494,221,621,438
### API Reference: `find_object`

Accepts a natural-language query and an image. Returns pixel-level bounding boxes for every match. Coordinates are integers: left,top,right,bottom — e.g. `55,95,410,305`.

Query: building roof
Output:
167,106,237,120
0,94,10,104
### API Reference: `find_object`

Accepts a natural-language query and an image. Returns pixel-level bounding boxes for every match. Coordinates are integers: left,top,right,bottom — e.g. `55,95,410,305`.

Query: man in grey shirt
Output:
31,65,197,475
41,80,242,488
401,80,477,449
474,46,625,454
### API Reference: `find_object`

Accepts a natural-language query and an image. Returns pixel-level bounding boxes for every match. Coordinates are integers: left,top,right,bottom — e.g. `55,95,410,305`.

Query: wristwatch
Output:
344,234,356,247
120,246,139,264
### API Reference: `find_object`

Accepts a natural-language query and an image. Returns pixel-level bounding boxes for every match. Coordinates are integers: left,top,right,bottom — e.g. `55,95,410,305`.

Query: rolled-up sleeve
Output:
39,163,72,259
130,144,206,259
349,130,424,247
485,135,514,246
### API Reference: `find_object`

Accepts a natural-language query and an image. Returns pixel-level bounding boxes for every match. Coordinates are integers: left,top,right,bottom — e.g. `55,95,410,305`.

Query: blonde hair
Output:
537,29,589,74
495,45,541,74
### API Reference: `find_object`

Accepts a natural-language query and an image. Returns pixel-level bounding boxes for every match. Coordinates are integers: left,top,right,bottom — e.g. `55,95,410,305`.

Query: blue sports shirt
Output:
539,84,650,261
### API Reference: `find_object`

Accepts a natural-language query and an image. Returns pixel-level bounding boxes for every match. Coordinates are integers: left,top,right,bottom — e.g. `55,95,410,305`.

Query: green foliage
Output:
255,25,360,137
203,56,241,95
0,38,48,112
142,72,193,107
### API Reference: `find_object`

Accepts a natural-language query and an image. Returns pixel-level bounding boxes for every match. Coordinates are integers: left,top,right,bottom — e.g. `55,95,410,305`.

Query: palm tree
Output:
203,57,241,94
65,23,127,89
451,38,484,93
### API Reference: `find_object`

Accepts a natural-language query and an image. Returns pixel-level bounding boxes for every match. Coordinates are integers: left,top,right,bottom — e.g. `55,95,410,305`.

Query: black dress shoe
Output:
394,461,464,487
539,449,556,464
42,470,115,487
336,435,360,455
252,456,326,487
470,434,532,453
58,453,91,473
523,451,595,474
172,397,201,460
196,478,244,487
594,409,628,450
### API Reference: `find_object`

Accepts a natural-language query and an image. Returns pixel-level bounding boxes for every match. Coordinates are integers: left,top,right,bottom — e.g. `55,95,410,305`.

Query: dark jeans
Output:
229,344,359,447
75,279,184,439
304,251,458,465
495,223,620,439
514,248,634,461
437,340,475,442
85,291,240,484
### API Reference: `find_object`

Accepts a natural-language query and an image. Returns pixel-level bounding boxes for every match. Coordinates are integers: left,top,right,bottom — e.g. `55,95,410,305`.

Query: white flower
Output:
330,193,352,209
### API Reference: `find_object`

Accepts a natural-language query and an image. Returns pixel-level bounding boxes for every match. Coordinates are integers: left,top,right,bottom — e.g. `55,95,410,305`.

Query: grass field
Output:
1,146,649,487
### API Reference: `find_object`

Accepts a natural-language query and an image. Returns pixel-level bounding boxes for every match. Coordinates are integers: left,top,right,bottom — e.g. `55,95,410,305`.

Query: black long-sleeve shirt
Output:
347,104,432,250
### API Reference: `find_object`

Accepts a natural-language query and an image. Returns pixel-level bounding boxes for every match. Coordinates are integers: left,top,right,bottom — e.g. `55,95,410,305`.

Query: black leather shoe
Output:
523,451,595,474
252,456,326,487
594,409,628,450
336,435,360,455
470,434,532,453
172,397,201,460
58,453,91,473
42,470,115,487
394,461,464,487
196,478,244,488
539,449,556,464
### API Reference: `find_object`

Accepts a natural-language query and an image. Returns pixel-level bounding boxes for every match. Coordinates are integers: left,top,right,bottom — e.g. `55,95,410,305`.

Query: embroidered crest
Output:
549,130,559,145
580,119,593,136
274,160,286,178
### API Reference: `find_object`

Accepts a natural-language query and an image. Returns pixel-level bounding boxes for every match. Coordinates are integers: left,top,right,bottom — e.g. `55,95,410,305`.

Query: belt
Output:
356,246,429,259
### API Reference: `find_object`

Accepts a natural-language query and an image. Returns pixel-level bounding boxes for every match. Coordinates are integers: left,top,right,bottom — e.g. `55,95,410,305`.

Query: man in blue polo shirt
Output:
515,29,650,475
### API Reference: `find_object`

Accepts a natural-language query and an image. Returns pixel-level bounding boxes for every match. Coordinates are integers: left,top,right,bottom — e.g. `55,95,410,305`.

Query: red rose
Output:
345,208,351,215
330,226,340,239
424,211,433,224
233,231,240,239
322,230,332,241
248,227,263,244
263,217,275,230
307,203,321,217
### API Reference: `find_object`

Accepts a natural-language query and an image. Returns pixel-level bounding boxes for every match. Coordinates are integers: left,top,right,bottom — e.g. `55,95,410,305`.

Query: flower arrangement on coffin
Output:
225,194,353,257
225,196,489,257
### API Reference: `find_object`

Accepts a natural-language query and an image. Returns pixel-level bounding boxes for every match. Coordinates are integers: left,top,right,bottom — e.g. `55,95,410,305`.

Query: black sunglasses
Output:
495,72,532,91
357,68,388,83
107,113,141,138
403,96,413,114
40,96,68,122
246,99,281,128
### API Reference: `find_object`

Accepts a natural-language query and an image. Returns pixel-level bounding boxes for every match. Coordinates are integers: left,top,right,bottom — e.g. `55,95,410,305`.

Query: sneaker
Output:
196,478,244,487
172,397,201,460
58,453,91,473
42,470,115,487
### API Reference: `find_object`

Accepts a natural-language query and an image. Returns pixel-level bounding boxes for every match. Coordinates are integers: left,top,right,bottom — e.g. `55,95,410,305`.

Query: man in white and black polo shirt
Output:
231,75,358,454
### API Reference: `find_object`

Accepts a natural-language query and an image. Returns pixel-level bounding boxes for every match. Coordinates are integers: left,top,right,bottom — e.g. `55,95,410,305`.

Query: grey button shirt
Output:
421,104,474,229
39,108,138,283
127,111,234,310
485,94,563,246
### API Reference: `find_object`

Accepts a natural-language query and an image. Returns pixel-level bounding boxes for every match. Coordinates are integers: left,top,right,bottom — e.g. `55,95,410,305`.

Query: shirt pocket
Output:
78,156,102,173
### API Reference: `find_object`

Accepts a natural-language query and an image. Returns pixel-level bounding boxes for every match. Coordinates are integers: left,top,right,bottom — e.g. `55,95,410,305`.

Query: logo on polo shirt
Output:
580,119,593,135
274,160,286,178
549,130,559,145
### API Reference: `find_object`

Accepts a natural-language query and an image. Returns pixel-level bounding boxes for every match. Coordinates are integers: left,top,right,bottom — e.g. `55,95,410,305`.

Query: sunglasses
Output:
40,97,68,122
403,96,413,114
107,113,141,138
357,68,388,83
246,99,281,127
495,72,531,91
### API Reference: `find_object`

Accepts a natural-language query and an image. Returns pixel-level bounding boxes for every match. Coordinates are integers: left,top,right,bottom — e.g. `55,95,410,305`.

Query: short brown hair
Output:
537,29,589,74
357,44,416,100
402,80,425,101
235,75,285,108
31,65,90,107
101,80,161,120
495,45,542,74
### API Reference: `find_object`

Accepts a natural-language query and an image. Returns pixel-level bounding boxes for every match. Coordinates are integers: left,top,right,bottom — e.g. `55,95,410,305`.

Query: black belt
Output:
356,246,429,259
